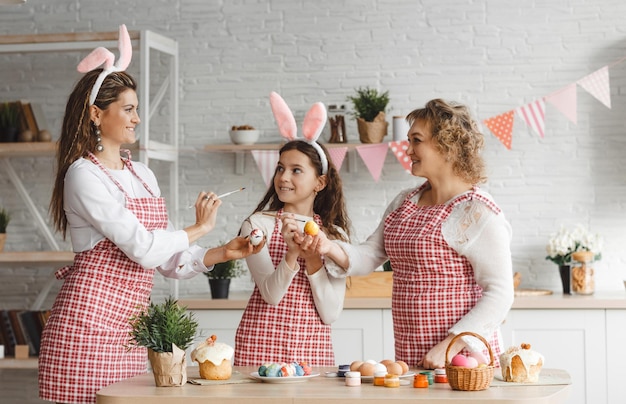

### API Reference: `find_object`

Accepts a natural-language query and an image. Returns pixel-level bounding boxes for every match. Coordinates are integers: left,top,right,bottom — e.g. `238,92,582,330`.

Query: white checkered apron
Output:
234,210,334,366
39,153,167,403
384,185,502,367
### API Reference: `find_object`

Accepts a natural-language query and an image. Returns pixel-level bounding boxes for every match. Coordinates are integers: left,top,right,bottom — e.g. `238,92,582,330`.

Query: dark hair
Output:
406,98,486,184
253,140,350,241
50,70,137,238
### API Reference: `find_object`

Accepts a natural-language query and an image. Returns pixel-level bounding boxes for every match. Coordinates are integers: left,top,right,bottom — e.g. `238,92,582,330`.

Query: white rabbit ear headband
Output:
77,24,132,106
269,91,328,174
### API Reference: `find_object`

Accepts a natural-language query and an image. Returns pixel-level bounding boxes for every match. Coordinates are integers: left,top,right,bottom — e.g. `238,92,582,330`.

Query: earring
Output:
95,126,104,152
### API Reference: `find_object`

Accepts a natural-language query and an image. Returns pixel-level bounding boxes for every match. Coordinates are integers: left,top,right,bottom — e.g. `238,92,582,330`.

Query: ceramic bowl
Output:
229,129,260,145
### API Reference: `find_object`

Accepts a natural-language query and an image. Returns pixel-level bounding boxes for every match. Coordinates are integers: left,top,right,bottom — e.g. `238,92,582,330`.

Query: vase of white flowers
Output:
546,224,602,295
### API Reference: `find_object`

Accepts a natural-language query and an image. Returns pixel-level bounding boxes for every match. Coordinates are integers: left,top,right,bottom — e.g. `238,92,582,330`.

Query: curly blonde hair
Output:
406,98,486,184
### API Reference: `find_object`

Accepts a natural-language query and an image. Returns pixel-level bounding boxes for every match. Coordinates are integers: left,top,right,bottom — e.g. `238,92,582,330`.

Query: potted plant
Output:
203,259,245,299
127,296,198,387
0,102,21,143
0,207,10,252
346,87,390,143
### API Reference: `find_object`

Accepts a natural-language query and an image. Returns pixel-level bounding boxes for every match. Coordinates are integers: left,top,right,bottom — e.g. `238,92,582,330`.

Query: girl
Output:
234,93,351,366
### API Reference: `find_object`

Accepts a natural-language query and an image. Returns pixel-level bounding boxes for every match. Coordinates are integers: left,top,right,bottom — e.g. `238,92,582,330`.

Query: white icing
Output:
191,341,234,366
499,346,544,380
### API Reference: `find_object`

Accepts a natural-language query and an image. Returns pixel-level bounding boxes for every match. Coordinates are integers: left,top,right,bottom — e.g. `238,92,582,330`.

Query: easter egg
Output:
396,360,409,374
249,228,264,246
465,356,479,369
469,351,488,365
450,354,469,367
304,220,319,236
373,362,387,373
350,360,364,371
386,362,403,376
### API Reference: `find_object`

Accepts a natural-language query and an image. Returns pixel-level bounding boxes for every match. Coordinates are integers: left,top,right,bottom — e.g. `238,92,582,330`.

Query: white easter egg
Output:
249,228,264,246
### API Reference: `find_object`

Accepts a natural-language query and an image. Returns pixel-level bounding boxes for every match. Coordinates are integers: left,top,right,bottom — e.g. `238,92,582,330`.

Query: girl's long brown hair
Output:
50,70,137,239
252,140,351,241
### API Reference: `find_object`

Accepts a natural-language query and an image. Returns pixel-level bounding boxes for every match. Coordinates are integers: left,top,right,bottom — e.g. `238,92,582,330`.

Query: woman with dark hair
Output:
234,93,351,366
315,98,514,370
39,26,262,404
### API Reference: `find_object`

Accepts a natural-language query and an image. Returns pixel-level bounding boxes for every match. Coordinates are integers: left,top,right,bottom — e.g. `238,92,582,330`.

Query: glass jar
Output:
344,371,361,386
571,251,595,295
373,371,386,386
384,374,400,388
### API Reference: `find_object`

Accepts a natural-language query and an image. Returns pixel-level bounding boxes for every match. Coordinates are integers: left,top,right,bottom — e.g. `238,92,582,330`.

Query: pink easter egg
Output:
465,356,479,369
450,354,469,367
469,351,488,365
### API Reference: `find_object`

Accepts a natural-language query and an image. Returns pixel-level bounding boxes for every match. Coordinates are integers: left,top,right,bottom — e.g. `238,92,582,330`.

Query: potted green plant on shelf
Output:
346,86,390,143
127,296,198,387
203,259,245,299
0,207,10,252
0,102,21,143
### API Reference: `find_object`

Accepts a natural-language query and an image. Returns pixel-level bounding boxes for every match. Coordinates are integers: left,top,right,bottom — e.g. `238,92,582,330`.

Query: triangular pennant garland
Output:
388,141,412,173
483,110,515,150
577,66,611,108
516,99,546,138
327,147,348,172
546,83,578,124
251,150,279,187
355,143,389,182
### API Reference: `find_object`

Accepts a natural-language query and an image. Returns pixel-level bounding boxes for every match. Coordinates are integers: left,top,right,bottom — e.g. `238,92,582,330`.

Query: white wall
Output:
1,0,625,308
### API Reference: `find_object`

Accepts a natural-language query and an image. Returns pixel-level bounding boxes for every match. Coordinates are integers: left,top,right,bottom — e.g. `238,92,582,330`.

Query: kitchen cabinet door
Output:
606,309,626,404
331,309,386,364
188,309,244,365
501,309,605,404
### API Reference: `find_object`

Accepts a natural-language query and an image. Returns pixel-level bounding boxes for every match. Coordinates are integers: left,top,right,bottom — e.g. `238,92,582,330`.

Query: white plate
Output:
249,372,320,383
361,371,416,382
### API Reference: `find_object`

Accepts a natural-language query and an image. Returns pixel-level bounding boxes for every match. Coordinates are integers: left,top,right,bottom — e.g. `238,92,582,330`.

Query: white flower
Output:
545,224,602,266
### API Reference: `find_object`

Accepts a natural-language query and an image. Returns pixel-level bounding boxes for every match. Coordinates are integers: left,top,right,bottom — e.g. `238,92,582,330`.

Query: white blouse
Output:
325,187,514,350
63,157,209,279
240,212,346,325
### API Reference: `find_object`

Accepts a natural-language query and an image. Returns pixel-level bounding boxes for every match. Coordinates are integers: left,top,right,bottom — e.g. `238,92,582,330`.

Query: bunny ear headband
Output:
269,91,329,174
77,24,132,106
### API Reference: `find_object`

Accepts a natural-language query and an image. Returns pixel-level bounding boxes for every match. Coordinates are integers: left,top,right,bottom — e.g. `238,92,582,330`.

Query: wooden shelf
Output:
203,142,365,152
0,358,38,369
0,251,74,267
0,142,56,158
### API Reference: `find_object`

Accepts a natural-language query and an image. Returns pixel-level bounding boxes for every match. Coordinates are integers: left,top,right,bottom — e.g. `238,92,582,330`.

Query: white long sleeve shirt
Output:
63,157,209,279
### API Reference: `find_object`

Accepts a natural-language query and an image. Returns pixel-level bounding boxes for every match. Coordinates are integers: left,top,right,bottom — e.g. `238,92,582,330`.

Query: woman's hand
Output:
418,334,464,370
194,191,221,233
223,235,265,260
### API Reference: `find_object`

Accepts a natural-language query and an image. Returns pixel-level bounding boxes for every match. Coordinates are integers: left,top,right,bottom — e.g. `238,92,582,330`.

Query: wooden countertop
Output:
179,291,626,310
96,366,571,404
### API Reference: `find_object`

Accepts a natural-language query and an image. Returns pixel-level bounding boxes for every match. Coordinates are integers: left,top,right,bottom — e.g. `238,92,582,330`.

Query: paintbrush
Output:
187,187,246,209
262,212,307,223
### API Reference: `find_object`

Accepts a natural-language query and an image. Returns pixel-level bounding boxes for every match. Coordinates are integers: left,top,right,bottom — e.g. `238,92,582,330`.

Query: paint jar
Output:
337,364,350,377
434,368,448,383
344,371,361,386
420,370,434,385
373,371,387,386
384,373,400,388
413,373,429,388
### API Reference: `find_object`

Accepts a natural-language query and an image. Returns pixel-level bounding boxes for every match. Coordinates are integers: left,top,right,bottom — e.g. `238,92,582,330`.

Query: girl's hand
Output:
280,213,302,252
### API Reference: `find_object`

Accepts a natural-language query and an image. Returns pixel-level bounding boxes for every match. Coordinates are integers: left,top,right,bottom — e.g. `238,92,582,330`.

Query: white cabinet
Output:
606,310,626,404
500,309,606,404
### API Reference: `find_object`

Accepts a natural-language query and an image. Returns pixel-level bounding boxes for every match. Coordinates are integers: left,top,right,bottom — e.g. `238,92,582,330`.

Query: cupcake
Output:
191,335,234,380
499,343,544,383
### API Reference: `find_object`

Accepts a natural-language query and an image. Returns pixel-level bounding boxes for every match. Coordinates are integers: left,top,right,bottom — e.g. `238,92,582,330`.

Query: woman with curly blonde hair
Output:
311,98,514,370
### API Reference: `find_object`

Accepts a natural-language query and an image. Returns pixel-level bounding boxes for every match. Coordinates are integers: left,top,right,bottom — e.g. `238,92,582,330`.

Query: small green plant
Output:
203,259,245,279
126,296,198,353
346,87,390,122
0,207,10,233
0,102,20,128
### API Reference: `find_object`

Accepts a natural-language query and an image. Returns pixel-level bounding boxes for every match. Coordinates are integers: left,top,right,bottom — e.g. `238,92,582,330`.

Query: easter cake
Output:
191,335,234,380
499,343,544,383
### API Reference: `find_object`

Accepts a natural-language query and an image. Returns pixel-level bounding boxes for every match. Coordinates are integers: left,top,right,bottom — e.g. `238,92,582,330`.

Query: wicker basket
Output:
445,331,495,391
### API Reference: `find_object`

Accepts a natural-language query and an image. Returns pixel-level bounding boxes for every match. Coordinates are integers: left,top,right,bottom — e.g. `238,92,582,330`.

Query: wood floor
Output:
0,369,46,403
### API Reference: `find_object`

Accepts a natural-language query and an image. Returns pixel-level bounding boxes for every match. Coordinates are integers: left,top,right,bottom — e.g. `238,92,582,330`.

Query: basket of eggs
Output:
445,331,495,391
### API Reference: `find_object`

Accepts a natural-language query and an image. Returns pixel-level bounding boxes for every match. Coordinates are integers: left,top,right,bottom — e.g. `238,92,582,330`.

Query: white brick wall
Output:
1,0,625,308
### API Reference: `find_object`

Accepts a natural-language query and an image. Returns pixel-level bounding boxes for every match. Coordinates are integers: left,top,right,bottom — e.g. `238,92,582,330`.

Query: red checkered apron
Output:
234,210,334,366
39,152,167,404
384,185,502,367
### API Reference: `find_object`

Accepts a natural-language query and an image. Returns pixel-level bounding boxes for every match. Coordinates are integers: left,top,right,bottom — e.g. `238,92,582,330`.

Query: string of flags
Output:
482,62,616,149
251,141,413,185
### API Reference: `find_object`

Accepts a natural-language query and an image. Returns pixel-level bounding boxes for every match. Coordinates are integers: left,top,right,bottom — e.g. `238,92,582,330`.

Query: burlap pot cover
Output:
148,344,187,387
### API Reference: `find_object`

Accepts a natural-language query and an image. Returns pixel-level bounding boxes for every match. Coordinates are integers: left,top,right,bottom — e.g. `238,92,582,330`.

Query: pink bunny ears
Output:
269,91,329,174
77,24,132,106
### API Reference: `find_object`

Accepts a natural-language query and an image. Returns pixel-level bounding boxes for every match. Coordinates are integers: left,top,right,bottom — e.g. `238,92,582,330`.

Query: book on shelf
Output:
30,102,50,132
19,100,39,136
0,309,50,357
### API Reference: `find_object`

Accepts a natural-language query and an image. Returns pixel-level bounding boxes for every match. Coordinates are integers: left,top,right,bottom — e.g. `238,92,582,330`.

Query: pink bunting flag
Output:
388,141,412,173
516,99,545,138
355,143,389,182
577,66,611,108
483,110,515,150
251,150,279,187
545,83,578,124
327,147,348,171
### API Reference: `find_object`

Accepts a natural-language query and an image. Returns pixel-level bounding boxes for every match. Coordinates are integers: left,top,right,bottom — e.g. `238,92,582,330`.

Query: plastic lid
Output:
345,371,361,378
374,371,387,377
